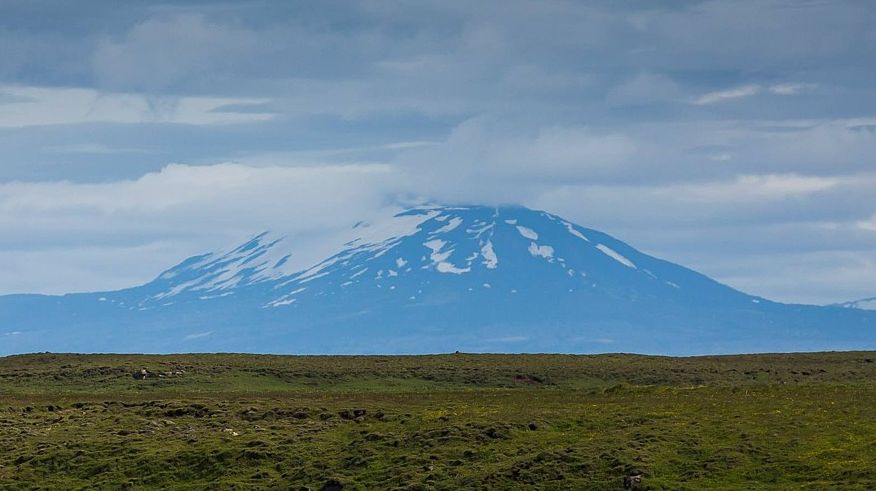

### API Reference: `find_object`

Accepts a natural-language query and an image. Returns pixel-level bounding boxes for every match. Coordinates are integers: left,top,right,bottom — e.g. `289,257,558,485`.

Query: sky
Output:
0,0,874,305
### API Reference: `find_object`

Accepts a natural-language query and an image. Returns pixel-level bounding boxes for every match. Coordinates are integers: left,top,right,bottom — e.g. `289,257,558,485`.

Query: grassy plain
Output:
1,352,875,490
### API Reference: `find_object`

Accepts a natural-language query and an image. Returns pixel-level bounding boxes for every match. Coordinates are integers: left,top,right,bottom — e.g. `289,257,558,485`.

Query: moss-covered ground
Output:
1,352,874,490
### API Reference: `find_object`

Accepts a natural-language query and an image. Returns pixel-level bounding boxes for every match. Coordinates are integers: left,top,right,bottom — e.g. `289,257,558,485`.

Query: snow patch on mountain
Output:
481,241,498,269
516,225,539,240
151,208,441,301
436,262,471,274
267,287,306,308
596,244,636,269
424,239,470,274
528,242,554,259
836,297,876,310
434,217,463,234
564,222,590,242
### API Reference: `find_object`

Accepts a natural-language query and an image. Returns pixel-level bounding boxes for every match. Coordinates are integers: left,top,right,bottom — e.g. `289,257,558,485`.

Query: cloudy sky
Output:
1,0,874,304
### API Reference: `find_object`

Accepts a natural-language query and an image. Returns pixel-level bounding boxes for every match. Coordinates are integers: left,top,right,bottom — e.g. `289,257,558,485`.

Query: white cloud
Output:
532,172,875,231
666,174,842,202
529,174,876,304
859,215,876,232
183,331,213,341
692,83,813,105
693,85,761,105
0,241,188,295
768,83,814,95
0,162,404,294
393,118,638,204
0,162,399,226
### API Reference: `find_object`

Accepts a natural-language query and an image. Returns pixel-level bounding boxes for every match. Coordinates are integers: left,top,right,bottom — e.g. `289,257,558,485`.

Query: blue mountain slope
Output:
1,205,873,355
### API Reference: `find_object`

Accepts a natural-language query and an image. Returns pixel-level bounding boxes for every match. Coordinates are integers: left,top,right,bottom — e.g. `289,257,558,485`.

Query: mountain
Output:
1,205,874,355
836,297,876,311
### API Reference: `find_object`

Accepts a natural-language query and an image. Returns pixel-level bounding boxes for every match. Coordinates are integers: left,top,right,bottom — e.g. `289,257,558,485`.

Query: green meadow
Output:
1,352,874,490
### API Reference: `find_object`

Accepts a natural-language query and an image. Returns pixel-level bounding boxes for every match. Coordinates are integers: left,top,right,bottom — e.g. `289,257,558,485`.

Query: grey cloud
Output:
0,91,37,105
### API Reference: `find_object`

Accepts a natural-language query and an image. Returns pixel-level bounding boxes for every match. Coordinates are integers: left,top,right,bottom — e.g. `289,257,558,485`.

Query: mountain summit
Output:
1,205,873,355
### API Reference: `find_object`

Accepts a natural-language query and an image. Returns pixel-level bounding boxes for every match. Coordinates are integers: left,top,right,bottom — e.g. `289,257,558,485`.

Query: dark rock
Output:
484,426,511,439
164,404,209,418
320,479,343,491
513,374,544,384
339,408,367,420
623,474,644,489
240,407,262,421
132,369,151,380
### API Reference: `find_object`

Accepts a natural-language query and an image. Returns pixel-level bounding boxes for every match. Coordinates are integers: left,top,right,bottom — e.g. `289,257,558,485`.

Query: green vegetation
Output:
1,352,875,490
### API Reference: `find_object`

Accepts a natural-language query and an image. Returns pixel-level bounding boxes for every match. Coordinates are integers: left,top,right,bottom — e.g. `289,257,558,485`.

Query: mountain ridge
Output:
1,205,873,355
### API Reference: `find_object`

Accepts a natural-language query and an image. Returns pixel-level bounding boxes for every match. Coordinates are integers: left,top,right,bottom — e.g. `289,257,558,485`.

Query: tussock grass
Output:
0,352,874,489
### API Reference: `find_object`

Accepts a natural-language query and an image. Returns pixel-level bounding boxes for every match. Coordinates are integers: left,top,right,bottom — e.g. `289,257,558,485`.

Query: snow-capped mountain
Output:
1,205,874,355
836,297,876,311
